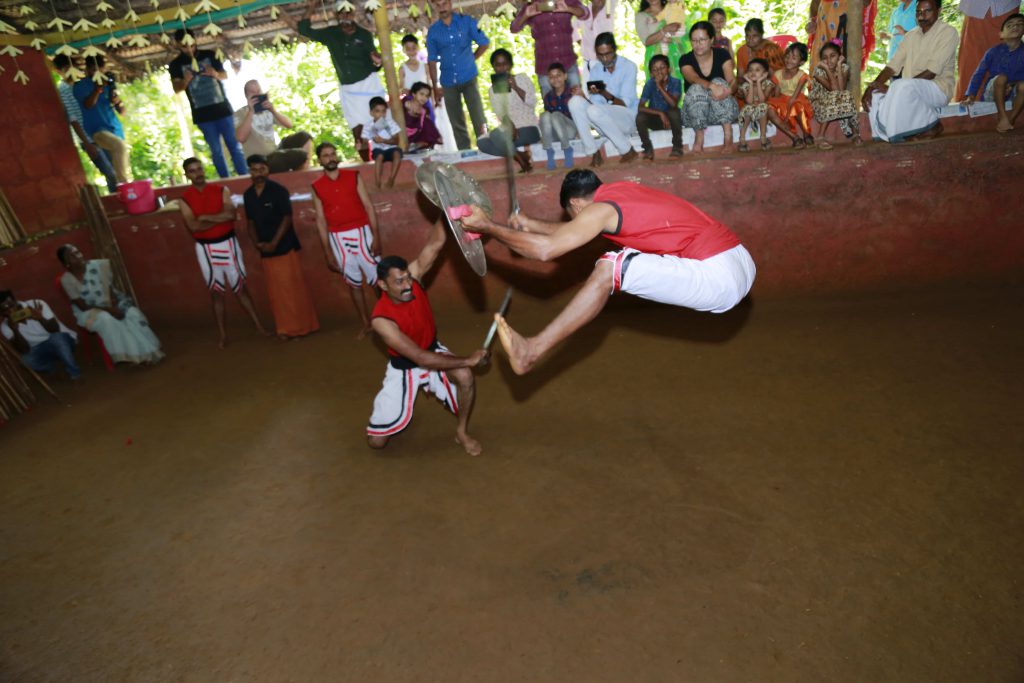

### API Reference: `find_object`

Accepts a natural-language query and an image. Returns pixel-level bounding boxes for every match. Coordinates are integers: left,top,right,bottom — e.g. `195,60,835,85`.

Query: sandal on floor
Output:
793,138,805,149
817,139,833,150
738,142,750,153
804,135,815,146
762,139,772,151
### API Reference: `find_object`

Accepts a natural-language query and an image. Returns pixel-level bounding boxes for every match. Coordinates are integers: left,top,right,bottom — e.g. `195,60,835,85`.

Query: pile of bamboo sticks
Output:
0,342,36,425
79,184,138,304
0,189,27,248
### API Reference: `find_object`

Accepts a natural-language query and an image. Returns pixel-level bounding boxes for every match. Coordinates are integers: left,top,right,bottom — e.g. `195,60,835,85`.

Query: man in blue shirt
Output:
426,0,490,150
53,55,118,193
636,54,683,159
72,56,131,184
962,12,1024,132
567,32,640,166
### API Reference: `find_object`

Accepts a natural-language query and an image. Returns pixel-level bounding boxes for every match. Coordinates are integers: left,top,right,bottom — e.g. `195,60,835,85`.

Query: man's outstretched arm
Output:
461,203,614,262
372,318,487,370
408,219,448,281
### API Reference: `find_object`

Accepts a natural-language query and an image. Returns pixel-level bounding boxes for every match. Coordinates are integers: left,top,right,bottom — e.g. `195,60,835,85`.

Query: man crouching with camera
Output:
233,79,313,174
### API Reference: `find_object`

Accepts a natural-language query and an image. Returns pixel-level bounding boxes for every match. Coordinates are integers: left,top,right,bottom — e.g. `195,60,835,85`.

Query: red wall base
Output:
2,128,1022,327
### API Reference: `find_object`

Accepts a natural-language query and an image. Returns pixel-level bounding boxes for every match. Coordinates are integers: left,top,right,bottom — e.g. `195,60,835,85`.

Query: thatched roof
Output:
0,0,507,77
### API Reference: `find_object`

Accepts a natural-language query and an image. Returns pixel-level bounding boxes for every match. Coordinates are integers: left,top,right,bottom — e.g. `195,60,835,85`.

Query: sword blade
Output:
482,288,514,349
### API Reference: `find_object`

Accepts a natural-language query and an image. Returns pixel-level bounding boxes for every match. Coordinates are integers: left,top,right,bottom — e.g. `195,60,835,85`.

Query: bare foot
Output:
356,323,372,340
996,115,1013,133
455,431,482,456
495,314,537,375
691,144,704,154
218,335,227,350
619,148,639,163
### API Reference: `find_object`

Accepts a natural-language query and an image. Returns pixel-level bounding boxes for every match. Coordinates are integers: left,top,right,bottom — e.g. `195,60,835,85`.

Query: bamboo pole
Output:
373,1,410,150
848,0,864,105
0,340,57,403
79,184,140,306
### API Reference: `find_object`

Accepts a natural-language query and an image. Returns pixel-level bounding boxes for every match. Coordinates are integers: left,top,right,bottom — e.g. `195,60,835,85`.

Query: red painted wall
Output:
2,130,1022,327
0,50,86,234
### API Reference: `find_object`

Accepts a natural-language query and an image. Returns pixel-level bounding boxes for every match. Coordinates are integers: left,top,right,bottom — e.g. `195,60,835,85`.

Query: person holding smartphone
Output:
568,32,640,166
0,290,81,380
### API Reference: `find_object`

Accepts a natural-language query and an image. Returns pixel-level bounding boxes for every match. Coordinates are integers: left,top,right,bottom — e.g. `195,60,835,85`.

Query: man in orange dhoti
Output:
955,0,1022,100
243,155,320,339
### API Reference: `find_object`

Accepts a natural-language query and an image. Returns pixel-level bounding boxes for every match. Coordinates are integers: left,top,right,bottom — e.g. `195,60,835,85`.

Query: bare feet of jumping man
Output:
455,430,482,456
495,314,538,375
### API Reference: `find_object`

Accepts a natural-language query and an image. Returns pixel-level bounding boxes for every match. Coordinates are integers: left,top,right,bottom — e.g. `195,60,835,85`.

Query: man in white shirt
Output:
233,80,312,173
568,32,640,166
0,290,80,380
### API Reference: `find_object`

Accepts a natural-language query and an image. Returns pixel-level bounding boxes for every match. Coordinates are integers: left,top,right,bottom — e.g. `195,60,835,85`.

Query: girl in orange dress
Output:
768,42,814,147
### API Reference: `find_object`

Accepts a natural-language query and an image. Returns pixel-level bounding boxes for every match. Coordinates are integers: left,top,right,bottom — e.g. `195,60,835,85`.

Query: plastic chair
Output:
53,273,114,372
769,34,798,50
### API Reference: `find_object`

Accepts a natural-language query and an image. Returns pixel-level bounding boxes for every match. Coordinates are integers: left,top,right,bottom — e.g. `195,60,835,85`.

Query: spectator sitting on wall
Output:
863,0,959,142
363,97,404,189
0,290,81,381
53,55,119,193
478,49,542,173
233,79,313,173
539,62,579,170
404,82,443,151
72,56,132,185
169,29,248,178
961,12,1024,132
636,54,683,160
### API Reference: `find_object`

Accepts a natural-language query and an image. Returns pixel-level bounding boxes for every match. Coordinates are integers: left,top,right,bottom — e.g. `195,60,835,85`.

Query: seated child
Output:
737,58,799,151
538,62,578,169
709,8,734,60
808,42,863,148
404,82,442,151
962,12,1024,133
636,54,684,159
767,42,814,147
362,96,404,188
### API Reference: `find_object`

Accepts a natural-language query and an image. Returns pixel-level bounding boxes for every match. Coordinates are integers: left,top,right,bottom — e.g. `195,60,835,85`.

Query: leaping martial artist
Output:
460,169,756,374
367,219,489,456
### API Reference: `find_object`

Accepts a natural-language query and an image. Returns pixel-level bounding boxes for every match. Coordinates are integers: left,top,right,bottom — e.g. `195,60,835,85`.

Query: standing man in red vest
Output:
178,157,269,348
367,219,488,456
461,169,757,375
311,141,382,338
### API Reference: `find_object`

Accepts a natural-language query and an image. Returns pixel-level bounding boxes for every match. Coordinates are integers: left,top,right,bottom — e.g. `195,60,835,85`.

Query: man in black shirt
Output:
242,155,320,339
169,28,248,178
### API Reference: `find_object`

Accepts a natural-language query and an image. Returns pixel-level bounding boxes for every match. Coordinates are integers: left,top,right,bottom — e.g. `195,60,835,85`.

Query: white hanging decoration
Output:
272,31,288,46
0,45,24,57
242,39,254,53
236,13,246,28
55,43,80,56
127,33,151,46
174,7,190,22
269,5,280,19
194,0,221,12
30,37,47,50
363,0,380,11
124,8,141,22
95,0,115,11
99,16,116,28
493,2,516,18
14,70,30,84
72,16,98,31
47,16,74,30
179,30,196,44
159,32,171,43
202,21,222,35
150,0,159,6
19,5,36,15
24,20,40,30
92,69,107,83
105,34,124,47
423,3,431,18
81,43,106,57
0,20,18,34
407,4,420,18
67,65,85,79
336,0,355,11
215,47,225,61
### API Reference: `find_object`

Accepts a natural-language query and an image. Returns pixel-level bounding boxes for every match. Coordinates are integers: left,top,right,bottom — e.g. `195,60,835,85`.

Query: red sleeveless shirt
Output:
182,184,235,243
372,280,437,366
593,182,740,260
312,170,370,232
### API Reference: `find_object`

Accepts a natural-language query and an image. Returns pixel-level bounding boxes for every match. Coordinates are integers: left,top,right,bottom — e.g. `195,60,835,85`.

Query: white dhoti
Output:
339,72,387,131
869,78,949,143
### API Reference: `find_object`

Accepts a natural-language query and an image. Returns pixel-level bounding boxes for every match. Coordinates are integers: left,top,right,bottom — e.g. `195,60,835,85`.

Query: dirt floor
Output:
1,283,1022,682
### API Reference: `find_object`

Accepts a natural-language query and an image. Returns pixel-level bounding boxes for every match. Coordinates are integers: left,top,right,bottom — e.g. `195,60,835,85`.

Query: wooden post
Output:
373,2,409,150
847,0,863,105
